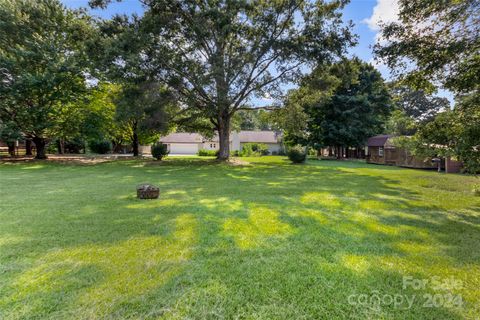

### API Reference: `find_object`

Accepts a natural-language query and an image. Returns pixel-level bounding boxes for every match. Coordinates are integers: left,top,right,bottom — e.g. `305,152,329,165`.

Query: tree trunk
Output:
7,142,15,156
57,138,65,154
25,139,32,156
328,147,333,157
32,137,47,159
132,121,139,157
217,115,230,160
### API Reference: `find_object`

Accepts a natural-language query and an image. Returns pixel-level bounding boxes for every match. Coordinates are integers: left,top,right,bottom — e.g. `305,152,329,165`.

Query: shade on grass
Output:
0,157,479,319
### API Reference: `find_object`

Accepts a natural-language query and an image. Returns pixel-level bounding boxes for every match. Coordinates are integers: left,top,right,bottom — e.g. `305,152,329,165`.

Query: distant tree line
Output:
0,0,477,172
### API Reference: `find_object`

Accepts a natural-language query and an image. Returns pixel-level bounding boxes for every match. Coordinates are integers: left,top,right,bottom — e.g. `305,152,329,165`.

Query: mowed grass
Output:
0,156,479,319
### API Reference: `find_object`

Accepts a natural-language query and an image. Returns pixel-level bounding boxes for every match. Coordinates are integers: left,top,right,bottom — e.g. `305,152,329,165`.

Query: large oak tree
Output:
92,0,355,159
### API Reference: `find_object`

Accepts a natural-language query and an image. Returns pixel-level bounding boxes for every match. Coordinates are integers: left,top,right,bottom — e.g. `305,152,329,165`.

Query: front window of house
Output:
379,147,384,157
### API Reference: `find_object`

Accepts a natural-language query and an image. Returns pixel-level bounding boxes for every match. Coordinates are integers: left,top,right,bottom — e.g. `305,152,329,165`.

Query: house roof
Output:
160,133,203,143
160,131,282,144
367,135,393,147
239,131,282,143
160,132,231,143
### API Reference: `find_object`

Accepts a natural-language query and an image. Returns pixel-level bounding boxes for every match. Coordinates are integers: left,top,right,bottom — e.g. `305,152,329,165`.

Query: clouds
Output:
362,0,400,76
363,0,400,47
363,0,399,32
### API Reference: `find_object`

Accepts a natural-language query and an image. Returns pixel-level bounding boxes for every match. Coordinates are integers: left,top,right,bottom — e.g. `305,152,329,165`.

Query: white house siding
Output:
265,143,282,153
159,131,282,155
231,132,241,151
168,143,199,154
201,142,219,150
138,145,151,155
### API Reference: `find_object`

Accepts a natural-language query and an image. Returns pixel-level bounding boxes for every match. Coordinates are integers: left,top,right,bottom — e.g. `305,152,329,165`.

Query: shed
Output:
366,135,438,169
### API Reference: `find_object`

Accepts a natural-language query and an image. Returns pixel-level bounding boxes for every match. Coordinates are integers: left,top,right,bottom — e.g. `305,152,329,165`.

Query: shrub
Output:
47,138,85,154
64,138,85,154
197,149,218,156
151,143,169,160
287,145,306,163
89,140,112,154
307,147,317,156
46,142,56,154
238,143,269,157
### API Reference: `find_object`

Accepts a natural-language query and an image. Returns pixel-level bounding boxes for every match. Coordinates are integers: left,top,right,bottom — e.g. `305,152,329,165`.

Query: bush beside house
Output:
198,149,218,156
151,143,169,160
238,143,269,157
288,145,306,163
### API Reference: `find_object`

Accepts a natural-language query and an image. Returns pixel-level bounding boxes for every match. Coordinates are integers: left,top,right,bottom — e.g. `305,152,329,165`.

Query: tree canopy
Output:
278,58,392,154
91,0,356,159
390,85,450,123
375,0,479,172
374,0,479,95
0,0,95,158
232,109,276,131
115,82,177,156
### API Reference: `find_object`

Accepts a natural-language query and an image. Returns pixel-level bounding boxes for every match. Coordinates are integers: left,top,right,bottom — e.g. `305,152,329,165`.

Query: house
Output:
158,130,283,155
366,134,464,173
366,134,438,169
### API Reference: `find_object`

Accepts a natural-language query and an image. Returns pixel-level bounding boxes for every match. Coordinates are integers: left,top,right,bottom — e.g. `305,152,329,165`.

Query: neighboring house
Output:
366,134,463,172
366,135,395,165
237,131,283,154
159,131,283,155
366,134,439,169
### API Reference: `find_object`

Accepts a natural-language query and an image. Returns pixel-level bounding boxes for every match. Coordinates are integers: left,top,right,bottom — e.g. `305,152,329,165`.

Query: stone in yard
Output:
136,184,159,199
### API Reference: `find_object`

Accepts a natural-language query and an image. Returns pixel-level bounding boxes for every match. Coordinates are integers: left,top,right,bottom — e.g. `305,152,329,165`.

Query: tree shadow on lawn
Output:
0,159,478,318
108,199,473,318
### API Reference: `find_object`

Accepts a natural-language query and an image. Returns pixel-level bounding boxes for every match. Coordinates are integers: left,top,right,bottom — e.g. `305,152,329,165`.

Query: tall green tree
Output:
384,109,416,136
80,83,126,147
232,109,276,131
92,0,355,159
375,0,479,172
115,82,177,156
374,0,479,95
384,85,450,136
390,85,450,123
92,15,178,156
281,58,392,156
0,0,94,159
0,120,22,156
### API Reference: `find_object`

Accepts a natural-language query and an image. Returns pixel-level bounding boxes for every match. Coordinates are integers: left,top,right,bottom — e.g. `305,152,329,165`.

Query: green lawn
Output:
0,156,479,319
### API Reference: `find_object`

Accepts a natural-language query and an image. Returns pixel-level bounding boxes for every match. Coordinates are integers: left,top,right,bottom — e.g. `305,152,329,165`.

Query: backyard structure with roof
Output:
365,134,466,173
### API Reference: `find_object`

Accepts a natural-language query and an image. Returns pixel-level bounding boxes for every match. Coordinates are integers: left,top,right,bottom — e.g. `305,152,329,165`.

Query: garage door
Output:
169,143,198,155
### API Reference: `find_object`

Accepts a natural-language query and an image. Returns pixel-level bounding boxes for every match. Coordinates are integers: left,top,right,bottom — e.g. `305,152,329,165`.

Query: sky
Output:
60,0,452,105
